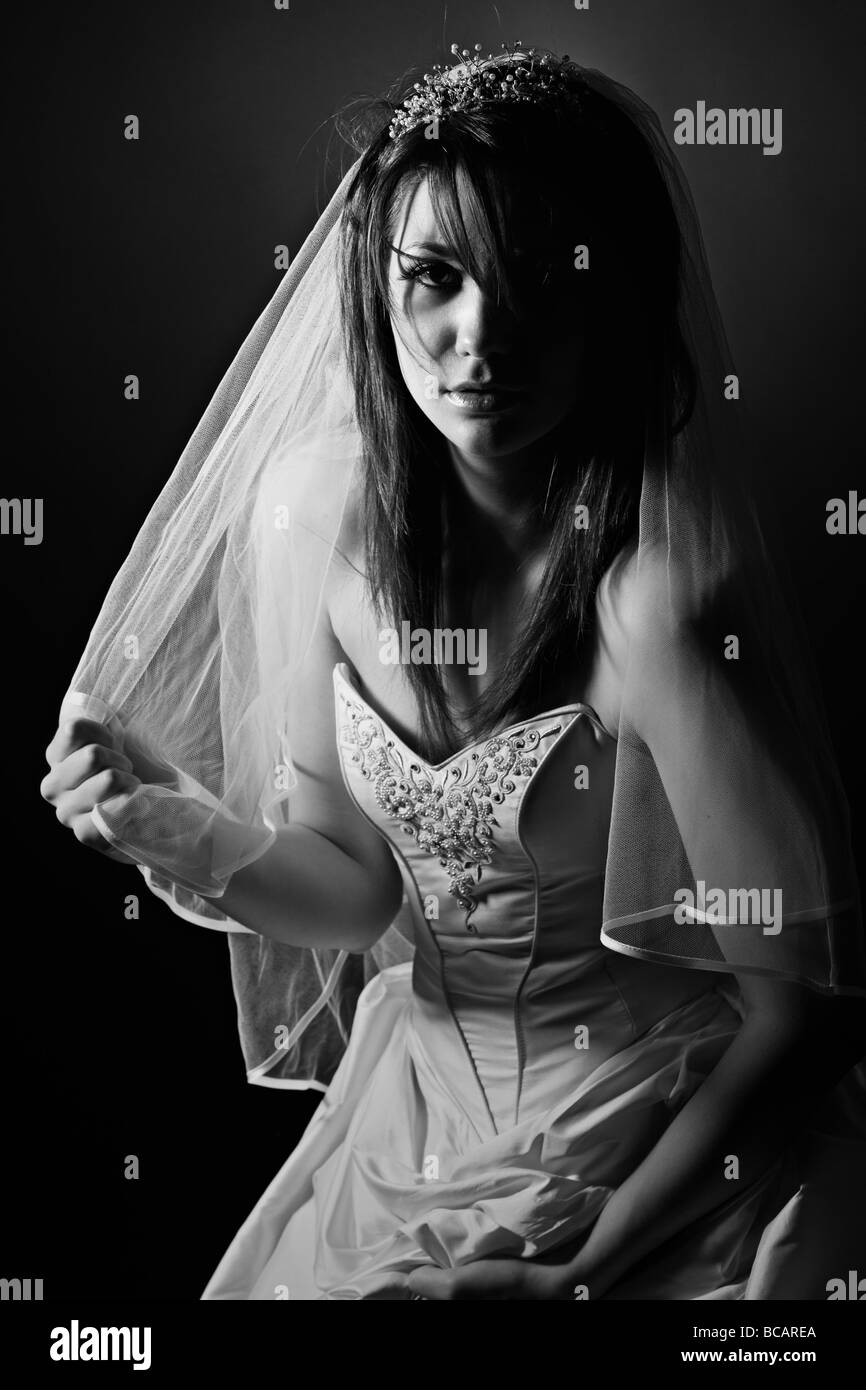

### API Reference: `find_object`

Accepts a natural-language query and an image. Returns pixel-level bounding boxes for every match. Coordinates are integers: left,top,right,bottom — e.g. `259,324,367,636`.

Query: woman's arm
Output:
563,975,866,1297
191,570,404,950
42,715,402,952
568,548,866,1291
43,541,403,952
216,820,402,952
566,550,866,1294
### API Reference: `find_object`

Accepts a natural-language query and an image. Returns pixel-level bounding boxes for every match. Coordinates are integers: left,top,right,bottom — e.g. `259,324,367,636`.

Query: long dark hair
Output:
338,64,695,762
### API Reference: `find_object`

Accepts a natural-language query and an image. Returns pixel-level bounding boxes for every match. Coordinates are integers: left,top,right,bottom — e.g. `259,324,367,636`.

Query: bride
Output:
40,43,866,1300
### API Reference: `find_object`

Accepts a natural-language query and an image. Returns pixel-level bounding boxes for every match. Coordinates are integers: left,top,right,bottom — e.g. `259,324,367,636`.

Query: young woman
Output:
41,44,866,1299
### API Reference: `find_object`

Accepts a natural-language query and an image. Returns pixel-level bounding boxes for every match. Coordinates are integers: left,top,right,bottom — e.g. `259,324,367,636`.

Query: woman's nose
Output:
454,281,515,359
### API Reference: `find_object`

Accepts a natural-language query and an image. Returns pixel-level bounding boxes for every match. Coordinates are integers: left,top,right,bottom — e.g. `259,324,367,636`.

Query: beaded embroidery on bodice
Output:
337,695,555,927
334,662,612,932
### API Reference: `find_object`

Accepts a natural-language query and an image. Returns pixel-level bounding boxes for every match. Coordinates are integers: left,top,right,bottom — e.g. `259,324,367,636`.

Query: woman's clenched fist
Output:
41,715,142,863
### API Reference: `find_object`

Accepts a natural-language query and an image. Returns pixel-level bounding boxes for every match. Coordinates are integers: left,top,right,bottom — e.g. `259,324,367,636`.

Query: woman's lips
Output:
444,387,528,414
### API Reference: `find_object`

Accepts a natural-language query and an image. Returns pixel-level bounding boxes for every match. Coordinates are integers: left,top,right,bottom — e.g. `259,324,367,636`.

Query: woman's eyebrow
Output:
394,240,457,256
392,240,554,258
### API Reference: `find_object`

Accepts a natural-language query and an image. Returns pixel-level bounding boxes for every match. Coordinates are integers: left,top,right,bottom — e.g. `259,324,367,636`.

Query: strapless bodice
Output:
334,662,720,1135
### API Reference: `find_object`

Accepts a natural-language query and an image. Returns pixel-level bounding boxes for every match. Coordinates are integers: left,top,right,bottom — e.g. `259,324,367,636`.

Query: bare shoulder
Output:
594,539,655,664
597,539,698,651
589,541,700,741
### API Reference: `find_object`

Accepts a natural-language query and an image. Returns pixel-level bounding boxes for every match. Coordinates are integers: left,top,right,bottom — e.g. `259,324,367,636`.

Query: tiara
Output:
387,42,587,141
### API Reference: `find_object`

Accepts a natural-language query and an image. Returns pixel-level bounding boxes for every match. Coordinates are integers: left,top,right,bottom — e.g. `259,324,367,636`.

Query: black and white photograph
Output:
4,0,866,1360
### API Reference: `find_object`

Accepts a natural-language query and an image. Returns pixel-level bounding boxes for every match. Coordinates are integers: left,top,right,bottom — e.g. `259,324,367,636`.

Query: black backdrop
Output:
3,0,864,1299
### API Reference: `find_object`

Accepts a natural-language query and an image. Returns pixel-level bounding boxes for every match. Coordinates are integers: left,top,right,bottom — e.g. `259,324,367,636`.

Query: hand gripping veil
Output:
59,49,866,1092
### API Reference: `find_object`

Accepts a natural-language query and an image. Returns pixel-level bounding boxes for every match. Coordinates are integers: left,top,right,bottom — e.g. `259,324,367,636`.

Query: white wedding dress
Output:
200,663,866,1299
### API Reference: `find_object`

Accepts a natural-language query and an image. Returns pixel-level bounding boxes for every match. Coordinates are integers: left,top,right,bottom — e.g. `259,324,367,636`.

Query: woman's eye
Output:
400,258,460,290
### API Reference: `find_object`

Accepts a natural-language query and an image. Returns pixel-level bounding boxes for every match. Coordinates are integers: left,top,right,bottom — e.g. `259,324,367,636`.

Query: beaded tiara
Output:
387,42,587,141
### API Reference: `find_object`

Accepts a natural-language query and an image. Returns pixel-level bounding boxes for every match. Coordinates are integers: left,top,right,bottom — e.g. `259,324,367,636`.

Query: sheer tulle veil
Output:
58,49,865,1091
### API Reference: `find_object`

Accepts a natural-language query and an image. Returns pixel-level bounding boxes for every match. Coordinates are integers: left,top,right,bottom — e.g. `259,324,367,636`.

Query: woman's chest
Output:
326,562,624,750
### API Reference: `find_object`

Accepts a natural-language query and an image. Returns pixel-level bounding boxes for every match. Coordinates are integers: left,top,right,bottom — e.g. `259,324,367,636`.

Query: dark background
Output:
3,0,864,1298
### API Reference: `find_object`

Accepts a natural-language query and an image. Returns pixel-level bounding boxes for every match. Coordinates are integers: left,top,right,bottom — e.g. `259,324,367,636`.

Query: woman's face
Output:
387,176,587,466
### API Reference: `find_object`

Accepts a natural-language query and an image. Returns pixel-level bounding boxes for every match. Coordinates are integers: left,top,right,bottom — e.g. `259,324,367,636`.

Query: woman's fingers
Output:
45,716,120,769
405,1255,572,1300
40,741,134,803
46,715,178,791
406,1260,532,1300
51,767,141,828
41,728,142,864
57,774,141,862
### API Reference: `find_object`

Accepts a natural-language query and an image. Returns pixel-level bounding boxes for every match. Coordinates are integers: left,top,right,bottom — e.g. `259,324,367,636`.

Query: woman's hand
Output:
41,716,142,863
406,1243,584,1301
